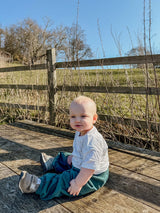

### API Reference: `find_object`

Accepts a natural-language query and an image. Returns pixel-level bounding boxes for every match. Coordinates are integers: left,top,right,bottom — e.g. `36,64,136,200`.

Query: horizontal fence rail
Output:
0,102,47,111
0,84,48,90
0,84,160,95
1,54,160,73
0,64,47,72
56,54,160,68
57,86,160,95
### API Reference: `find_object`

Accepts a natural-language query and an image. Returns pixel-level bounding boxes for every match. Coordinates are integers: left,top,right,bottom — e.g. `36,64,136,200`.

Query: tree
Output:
3,18,93,63
64,24,93,61
4,25,22,61
126,46,151,68
4,18,54,64
48,25,68,60
0,27,4,49
17,18,55,64
127,46,150,56
49,24,93,62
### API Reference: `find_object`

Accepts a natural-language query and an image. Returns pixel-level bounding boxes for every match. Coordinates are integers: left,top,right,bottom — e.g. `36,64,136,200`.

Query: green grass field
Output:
1,66,160,86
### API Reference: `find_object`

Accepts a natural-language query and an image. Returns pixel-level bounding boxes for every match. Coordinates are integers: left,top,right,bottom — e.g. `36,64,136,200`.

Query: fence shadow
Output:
105,172,160,206
9,121,74,139
0,174,77,213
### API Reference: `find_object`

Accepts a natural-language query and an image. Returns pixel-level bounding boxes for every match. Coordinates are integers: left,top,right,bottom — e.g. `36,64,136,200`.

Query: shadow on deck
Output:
0,120,159,213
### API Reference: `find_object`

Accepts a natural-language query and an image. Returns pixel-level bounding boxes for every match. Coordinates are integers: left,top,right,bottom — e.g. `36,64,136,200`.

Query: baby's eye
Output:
70,115,75,118
81,115,87,118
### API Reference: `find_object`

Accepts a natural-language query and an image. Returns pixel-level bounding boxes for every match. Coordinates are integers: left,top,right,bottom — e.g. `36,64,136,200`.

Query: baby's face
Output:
69,101,97,135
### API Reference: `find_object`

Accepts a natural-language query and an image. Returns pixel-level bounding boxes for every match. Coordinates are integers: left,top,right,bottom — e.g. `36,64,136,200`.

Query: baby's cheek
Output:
70,119,74,124
70,121,74,128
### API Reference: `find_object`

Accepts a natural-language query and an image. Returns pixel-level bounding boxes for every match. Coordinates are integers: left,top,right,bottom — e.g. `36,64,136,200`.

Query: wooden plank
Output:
0,163,71,212
12,120,75,139
57,186,160,213
57,85,160,95
0,63,46,72
56,54,160,68
0,84,48,90
0,54,160,72
0,102,47,111
107,140,160,161
109,149,160,180
1,84,159,95
106,164,160,209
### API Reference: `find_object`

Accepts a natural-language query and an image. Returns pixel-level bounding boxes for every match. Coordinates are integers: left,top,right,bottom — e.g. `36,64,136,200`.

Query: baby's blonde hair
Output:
70,96,97,114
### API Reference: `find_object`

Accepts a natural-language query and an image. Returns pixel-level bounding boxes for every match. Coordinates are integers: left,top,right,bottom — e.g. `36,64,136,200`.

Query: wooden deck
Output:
0,120,159,213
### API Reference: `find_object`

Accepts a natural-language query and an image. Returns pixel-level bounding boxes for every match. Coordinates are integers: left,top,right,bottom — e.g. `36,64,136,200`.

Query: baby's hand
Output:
67,155,73,165
67,179,82,196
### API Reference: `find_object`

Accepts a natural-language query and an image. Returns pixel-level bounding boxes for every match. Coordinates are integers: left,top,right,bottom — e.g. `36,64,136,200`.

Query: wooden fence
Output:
0,48,160,135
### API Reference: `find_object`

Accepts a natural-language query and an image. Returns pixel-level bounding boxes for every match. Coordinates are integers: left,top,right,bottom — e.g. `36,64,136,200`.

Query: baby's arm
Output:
68,167,95,196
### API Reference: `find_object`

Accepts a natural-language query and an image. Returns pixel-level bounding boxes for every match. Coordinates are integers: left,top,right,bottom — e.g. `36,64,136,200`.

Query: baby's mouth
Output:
75,125,82,127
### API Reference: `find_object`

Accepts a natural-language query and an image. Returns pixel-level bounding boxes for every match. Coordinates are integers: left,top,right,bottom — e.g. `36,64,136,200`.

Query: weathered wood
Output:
0,84,159,96
56,54,160,68
0,163,71,212
57,85,160,95
0,84,159,95
47,48,57,125
0,121,159,212
0,84,48,90
107,140,160,161
109,149,160,180
0,102,47,111
0,63,46,72
106,165,160,208
0,54,160,72
57,186,160,213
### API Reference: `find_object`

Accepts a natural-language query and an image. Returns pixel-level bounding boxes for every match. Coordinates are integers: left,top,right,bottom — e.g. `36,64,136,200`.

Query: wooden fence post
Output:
47,48,57,125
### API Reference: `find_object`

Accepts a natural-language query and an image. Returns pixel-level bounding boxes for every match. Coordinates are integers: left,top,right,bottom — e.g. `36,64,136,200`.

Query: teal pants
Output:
36,152,109,200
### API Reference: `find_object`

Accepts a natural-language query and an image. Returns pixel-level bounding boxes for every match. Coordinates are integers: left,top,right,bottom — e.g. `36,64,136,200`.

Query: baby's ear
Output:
93,113,98,123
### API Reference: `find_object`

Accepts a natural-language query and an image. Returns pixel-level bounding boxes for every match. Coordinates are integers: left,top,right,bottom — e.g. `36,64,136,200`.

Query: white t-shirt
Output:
71,126,109,175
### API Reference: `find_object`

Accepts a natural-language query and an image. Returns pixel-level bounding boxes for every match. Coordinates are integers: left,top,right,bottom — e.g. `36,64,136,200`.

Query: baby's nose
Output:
75,117,81,122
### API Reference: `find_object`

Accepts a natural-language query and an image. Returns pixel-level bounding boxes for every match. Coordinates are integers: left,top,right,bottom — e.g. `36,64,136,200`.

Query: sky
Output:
1,0,160,59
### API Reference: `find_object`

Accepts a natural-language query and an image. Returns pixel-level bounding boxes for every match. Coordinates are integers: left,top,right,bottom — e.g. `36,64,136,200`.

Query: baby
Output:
19,96,109,200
